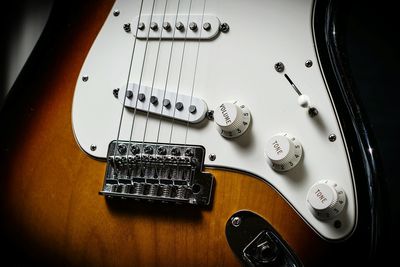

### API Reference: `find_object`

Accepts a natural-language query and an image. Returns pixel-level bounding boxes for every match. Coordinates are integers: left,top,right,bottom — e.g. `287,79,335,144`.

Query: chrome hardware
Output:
101,141,214,206
123,23,131,33
305,59,313,68
113,10,120,17
126,90,133,99
176,22,184,31
329,134,337,142
219,22,230,33
208,153,216,161
113,88,119,98
203,22,211,31
175,102,184,111
82,75,89,82
90,144,97,151
189,105,197,114
274,62,285,73
150,22,158,31
162,22,171,31
189,22,198,31
226,210,302,267
137,22,145,31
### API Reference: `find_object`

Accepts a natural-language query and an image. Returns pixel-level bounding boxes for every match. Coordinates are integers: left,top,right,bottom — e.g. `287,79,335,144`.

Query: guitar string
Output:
126,0,158,178
184,0,207,145
154,0,182,144
113,0,145,160
139,0,170,180
168,0,194,144
166,0,193,183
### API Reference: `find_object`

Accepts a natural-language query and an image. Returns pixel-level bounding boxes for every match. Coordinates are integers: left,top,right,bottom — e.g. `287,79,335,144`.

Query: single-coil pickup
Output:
117,83,207,123
131,14,220,40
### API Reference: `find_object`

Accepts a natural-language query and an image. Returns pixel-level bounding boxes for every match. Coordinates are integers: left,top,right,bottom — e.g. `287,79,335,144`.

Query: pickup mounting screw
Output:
90,144,97,151
231,216,241,227
176,22,184,31
82,75,89,82
138,22,145,31
113,88,119,98
329,134,337,142
123,23,131,33
220,22,230,33
189,22,198,31
163,22,171,31
113,10,120,17
208,153,216,161
305,60,313,68
203,22,211,31
274,62,285,73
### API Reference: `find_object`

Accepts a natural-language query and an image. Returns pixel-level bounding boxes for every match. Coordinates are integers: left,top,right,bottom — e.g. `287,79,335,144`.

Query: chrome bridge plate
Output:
100,140,214,206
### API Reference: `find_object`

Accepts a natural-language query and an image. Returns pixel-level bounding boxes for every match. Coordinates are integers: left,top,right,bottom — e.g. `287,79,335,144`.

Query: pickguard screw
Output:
208,153,216,161
206,110,214,120
113,10,120,17
82,75,89,82
90,144,97,151
138,22,145,31
231,216,241,227
274,62,285,73
113,88,119,98
329,134,337,142
220,22,230,33
305,60,313,68
308,107,319,117
123,23,131,33
203,22,211,31
189,22,198,31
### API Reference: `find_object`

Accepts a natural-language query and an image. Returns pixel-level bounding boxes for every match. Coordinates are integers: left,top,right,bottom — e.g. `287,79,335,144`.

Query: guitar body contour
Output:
0,0,382,266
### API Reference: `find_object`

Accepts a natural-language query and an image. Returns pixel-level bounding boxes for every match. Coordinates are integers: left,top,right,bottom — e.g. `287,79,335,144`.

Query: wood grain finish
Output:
0,0,332,266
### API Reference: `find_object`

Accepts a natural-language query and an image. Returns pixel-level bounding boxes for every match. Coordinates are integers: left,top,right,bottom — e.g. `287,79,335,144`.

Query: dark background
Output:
1,0,399,264
342,1,400,258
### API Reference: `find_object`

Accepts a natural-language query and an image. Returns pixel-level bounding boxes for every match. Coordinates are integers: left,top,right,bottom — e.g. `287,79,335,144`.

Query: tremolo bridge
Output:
100,141,214,206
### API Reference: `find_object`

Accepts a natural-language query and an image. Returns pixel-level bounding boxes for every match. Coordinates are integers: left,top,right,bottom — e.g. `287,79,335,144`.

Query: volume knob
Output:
306,180,347,220
265,133,303,172
214,101,251,138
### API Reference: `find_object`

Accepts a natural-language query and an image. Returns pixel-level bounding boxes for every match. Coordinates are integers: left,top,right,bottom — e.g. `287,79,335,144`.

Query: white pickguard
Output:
72,0,357,240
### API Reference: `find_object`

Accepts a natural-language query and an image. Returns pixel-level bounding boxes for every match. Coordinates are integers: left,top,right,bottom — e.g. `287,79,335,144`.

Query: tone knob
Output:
306,180,347,220
265,133,303,172
214,101,251,138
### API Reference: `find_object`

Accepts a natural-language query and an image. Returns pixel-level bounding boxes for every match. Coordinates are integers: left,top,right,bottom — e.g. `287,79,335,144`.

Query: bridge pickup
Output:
131,14,220,40
117,83,208,123
100,141,214,206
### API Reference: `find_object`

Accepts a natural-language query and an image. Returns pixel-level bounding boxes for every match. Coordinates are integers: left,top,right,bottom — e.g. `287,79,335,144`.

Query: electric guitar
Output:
0,0,383,266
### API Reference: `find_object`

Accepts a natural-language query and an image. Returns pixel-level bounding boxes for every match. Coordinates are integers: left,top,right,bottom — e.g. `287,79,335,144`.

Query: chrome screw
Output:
113,88,119,98
274,62,285,73
176,22,184,31
189,22,198,31
150,22,158,31
138,22,145,31
90,144,97,151
305,60,313,68
203,22,211,31
82,75,89,82
113,10,120,17
163,22,171,31
208,153,216,161
123,23,131,32
206,110,214,120
329,134,337,142
231,216,241,227
220,22,230,33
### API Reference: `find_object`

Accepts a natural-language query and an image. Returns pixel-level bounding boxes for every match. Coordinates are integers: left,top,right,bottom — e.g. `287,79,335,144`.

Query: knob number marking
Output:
214,101,251,139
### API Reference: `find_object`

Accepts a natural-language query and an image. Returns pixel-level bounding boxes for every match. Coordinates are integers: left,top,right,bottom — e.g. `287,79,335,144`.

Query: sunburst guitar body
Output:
0,0,382,266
